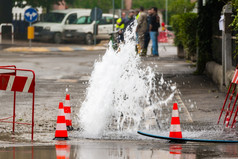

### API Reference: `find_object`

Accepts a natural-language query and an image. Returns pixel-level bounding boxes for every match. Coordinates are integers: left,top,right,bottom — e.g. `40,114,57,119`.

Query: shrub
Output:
171,13,198,58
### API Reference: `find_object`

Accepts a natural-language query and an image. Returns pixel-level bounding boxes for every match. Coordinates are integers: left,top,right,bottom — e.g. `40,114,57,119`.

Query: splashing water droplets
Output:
78,22,176,138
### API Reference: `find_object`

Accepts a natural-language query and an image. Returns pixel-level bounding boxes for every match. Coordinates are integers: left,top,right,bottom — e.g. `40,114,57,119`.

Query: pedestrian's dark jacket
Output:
150,14,160,32
146,15,151,33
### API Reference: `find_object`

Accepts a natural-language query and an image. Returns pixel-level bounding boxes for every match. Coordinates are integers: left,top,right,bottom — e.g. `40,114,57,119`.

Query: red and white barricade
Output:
0,65,35,140
218,66,238,128
158,31,168,43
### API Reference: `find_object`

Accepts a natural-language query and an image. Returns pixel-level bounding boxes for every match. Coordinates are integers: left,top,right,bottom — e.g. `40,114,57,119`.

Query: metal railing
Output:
0,23,14,44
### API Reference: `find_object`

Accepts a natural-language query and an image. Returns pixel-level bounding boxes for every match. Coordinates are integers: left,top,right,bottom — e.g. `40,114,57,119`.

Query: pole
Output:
13,91,16,134
29,22,32,48
11,24,14,44
113,0,115,31
165,0,168,26
94,7,97,45
32,84,35,141
121,0,124,9
0,24,2,44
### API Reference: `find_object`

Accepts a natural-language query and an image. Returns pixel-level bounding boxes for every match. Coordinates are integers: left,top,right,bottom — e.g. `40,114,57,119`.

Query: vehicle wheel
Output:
53,33,62,44
85,33,93,45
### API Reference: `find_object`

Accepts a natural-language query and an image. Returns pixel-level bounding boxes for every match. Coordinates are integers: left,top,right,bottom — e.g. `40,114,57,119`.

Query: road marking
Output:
174,90,193,123
4,46,106,52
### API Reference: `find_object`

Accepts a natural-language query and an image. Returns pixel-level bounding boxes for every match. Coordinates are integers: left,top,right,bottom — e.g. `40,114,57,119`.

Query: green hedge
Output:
171,13,198,57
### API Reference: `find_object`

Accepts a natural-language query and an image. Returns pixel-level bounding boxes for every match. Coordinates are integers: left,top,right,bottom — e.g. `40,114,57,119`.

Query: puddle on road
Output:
0,140,238,159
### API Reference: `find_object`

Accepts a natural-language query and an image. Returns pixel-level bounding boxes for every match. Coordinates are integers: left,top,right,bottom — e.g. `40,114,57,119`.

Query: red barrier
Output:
218,66,238,128
158,31,168,43
0,65,35,141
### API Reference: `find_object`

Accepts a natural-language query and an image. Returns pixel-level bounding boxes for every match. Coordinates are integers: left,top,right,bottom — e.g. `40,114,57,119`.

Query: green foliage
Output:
73,0,121,12
72,0,195,24
171,13,198,57
13,0,73,10
232,0,238,7
169,0,195,15
171,15,182,46
196,0,224,74
231,0,238,56
180,13,198,56
73,0,165,11
132,0,164,10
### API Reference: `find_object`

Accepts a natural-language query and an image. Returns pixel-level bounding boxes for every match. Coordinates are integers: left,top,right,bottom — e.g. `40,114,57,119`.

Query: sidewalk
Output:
145,44,226,128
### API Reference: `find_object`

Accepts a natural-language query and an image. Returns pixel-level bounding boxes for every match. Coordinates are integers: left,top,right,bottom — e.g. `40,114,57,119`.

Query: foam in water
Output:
78,21,176,138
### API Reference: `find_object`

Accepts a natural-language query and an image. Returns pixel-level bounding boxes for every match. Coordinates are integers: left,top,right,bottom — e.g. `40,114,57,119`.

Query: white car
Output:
62,13,118,45
33,9,91,43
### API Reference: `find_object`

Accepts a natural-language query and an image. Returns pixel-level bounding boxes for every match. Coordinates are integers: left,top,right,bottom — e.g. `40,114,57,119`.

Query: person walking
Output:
149,7,160,56
136,7,147,56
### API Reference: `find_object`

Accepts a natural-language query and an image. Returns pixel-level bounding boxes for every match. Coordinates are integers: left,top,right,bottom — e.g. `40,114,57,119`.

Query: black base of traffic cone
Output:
53,137,69,141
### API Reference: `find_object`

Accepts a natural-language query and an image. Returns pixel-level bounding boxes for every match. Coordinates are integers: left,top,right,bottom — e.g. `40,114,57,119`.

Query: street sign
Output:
90,7,102,21
24,8,38,23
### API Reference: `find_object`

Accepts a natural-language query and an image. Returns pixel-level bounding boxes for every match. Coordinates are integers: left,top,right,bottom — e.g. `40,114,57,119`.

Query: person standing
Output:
117,10,135,43
144,9,152,55
135,10,140,20
117,10,135,33
116,12,126,30
123,10,135,31
116,12,126,42
149,7,160,56
136,7,147,56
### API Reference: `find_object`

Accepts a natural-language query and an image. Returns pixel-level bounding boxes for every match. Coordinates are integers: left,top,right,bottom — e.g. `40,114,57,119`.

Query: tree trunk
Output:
0,0,13,24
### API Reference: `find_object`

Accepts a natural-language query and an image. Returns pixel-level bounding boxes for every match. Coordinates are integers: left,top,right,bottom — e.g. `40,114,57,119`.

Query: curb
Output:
3,46,107,53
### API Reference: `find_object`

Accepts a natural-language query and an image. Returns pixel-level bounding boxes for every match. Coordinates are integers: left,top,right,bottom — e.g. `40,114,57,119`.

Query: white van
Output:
33,9,91,43
62,13,118,45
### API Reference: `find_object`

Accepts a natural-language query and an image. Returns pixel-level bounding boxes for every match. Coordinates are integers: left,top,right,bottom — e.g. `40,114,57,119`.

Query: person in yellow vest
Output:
135,9,140,53
116,12,126,42
116,12,126,30
135,10,140,20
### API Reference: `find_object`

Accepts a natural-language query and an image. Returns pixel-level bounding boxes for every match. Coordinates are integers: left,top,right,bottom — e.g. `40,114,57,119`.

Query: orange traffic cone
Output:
54,102,69,140
170,144,182,159
64,94,73,131
55,141,71,159
169,103,182,138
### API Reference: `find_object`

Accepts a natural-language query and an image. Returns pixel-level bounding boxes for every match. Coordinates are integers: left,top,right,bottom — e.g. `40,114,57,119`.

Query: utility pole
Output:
121,0,124,9
112,0,115,31
165,0,168,26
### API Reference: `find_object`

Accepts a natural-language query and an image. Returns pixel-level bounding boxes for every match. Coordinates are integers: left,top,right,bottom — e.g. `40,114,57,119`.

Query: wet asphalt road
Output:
0,42,237,158
0,140,238,159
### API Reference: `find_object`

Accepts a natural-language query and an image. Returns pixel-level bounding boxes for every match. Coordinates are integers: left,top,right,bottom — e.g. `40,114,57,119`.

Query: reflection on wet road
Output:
0,140,238,159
